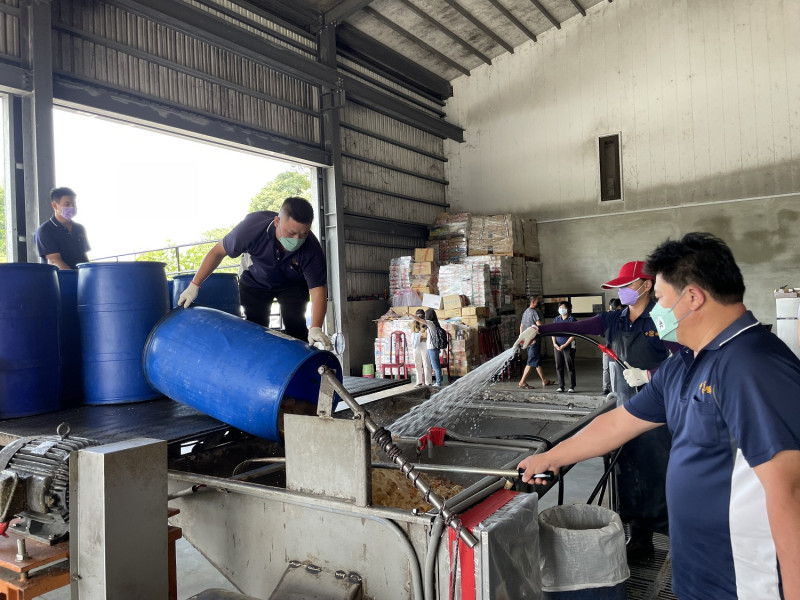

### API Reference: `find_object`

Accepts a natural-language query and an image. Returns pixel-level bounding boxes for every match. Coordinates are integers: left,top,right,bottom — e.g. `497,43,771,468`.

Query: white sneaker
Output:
568,389,574,393
556,387,564,393
433,383,441,388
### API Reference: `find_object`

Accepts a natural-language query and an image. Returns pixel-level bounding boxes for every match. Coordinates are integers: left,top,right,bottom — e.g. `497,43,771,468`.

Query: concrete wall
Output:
444,0,800,326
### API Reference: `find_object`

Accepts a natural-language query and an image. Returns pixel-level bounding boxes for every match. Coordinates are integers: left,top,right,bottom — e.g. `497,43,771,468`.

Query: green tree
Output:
0,185,5,262
248,169,311,213
135,225,238,275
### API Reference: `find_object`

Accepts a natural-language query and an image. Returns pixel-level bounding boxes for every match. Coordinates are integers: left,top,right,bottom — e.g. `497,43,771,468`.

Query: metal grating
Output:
625,533,677,600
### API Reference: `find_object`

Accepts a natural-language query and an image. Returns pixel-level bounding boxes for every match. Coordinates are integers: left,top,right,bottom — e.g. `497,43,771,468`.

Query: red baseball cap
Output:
601,261,654,289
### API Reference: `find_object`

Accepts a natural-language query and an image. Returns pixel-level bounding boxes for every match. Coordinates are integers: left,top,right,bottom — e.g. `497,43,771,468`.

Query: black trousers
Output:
554,345,576,389
239,282,309,342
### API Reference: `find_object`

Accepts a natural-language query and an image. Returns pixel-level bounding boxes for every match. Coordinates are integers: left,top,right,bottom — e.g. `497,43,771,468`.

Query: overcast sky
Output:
1,98,305,258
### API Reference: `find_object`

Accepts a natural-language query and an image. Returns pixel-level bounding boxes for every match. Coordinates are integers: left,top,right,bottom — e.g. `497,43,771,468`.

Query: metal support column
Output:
317,26,350,375
19,0,56,263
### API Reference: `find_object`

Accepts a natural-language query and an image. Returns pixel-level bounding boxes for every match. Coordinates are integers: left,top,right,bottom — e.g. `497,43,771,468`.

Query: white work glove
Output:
623,361,651,387
308,327,332,351
177,282,200,308
513,326,539,350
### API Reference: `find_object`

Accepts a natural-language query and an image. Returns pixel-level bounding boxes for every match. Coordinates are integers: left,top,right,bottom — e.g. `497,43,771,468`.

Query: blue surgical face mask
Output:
280,236,305,252
558,307,568,316
649,289,690,342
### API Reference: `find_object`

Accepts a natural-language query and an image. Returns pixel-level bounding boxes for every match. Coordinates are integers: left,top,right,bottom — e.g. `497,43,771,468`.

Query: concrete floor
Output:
40,357,610,599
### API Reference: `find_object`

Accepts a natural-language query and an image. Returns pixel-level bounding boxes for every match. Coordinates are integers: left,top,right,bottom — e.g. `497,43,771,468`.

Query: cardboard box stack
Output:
372,212,543,380
468,214,524,256
428,213,471,263
525,261,544,298
438,263,492,312
411,248,439,296
389,256,414,306
443,323,481,376
463,255,525,312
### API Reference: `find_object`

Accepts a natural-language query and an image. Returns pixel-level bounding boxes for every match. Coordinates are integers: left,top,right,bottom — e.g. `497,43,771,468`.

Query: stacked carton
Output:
463,255,525,312
468,214,524,256
411,248,438,296
445,324,481,377
389,256,413,300
525,261,544,298
438,263,492,311
428,213,470,263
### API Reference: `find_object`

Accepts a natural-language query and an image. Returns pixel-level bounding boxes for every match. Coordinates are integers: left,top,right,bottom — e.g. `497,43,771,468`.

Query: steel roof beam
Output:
441,0,514,53
106,0,463,141
527,0,561,29
245,0,322,31
568,0,586,17
224,0,316,40
0,61,32,93
336,23,453,100
486,0,537,42
321,0,374,28
363,6,470,77
397,0,492,66
343,76,464,141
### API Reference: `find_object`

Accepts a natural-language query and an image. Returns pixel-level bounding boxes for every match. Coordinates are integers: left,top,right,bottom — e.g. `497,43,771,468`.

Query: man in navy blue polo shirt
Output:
518,232,800,599
34,187,90,269
179,197,331,350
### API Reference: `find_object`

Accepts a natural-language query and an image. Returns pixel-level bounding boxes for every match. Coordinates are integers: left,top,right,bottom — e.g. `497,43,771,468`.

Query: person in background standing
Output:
410,309,433,387
35,187,90,269
552,301,577,393
602,298,623,394
423,309,445,387
518,295,555,389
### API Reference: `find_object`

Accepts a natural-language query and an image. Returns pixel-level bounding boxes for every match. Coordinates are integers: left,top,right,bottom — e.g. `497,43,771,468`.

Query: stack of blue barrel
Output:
0,262,171,415
1,263,339,443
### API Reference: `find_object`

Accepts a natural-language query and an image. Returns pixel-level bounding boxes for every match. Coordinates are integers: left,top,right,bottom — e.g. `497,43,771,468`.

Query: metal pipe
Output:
424,515,445,600
319,366,479,549
167,470,424,599
372,462,521,480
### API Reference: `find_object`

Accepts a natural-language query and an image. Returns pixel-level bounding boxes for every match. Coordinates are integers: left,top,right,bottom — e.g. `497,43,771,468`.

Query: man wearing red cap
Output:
513,260,678,560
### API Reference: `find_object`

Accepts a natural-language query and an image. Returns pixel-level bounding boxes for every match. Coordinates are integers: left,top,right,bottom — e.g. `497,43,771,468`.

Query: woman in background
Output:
552,301,577,393
410,309,432,386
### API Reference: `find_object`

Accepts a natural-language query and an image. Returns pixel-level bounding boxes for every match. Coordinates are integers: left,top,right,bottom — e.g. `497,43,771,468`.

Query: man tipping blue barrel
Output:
178,197,332,351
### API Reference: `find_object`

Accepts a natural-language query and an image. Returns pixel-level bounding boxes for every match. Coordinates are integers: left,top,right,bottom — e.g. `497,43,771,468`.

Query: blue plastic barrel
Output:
56,269,82,404
171,273,241,316
143,307,342,442
0,264,62,417
78,262,169,404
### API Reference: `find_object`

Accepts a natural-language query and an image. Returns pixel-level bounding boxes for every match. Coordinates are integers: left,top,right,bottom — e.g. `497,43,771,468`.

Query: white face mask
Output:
558,307,568,316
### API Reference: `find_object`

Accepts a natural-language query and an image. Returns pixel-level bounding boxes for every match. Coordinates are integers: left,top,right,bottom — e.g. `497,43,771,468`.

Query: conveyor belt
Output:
342,375,407,396
0,377,407,446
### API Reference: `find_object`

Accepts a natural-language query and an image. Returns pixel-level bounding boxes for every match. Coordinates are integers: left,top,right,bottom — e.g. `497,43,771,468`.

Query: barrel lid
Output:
0,262,57,271
77,261,166,269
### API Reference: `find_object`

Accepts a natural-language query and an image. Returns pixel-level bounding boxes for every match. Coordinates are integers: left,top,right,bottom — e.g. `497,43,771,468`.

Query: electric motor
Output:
0,423,95,544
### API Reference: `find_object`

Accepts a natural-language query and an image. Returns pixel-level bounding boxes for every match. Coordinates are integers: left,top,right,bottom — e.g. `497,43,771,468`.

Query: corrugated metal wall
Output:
51,0,321,150
0,0,454,302
0,1,20,61
338,60,448,299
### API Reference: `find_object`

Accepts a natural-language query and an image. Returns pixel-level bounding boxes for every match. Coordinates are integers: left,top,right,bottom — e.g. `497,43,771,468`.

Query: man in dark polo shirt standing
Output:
34,187,90,269
179,196,331,350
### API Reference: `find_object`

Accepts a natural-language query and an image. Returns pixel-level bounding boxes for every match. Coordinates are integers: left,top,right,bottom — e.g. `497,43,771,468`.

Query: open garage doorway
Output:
52,107,315,267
